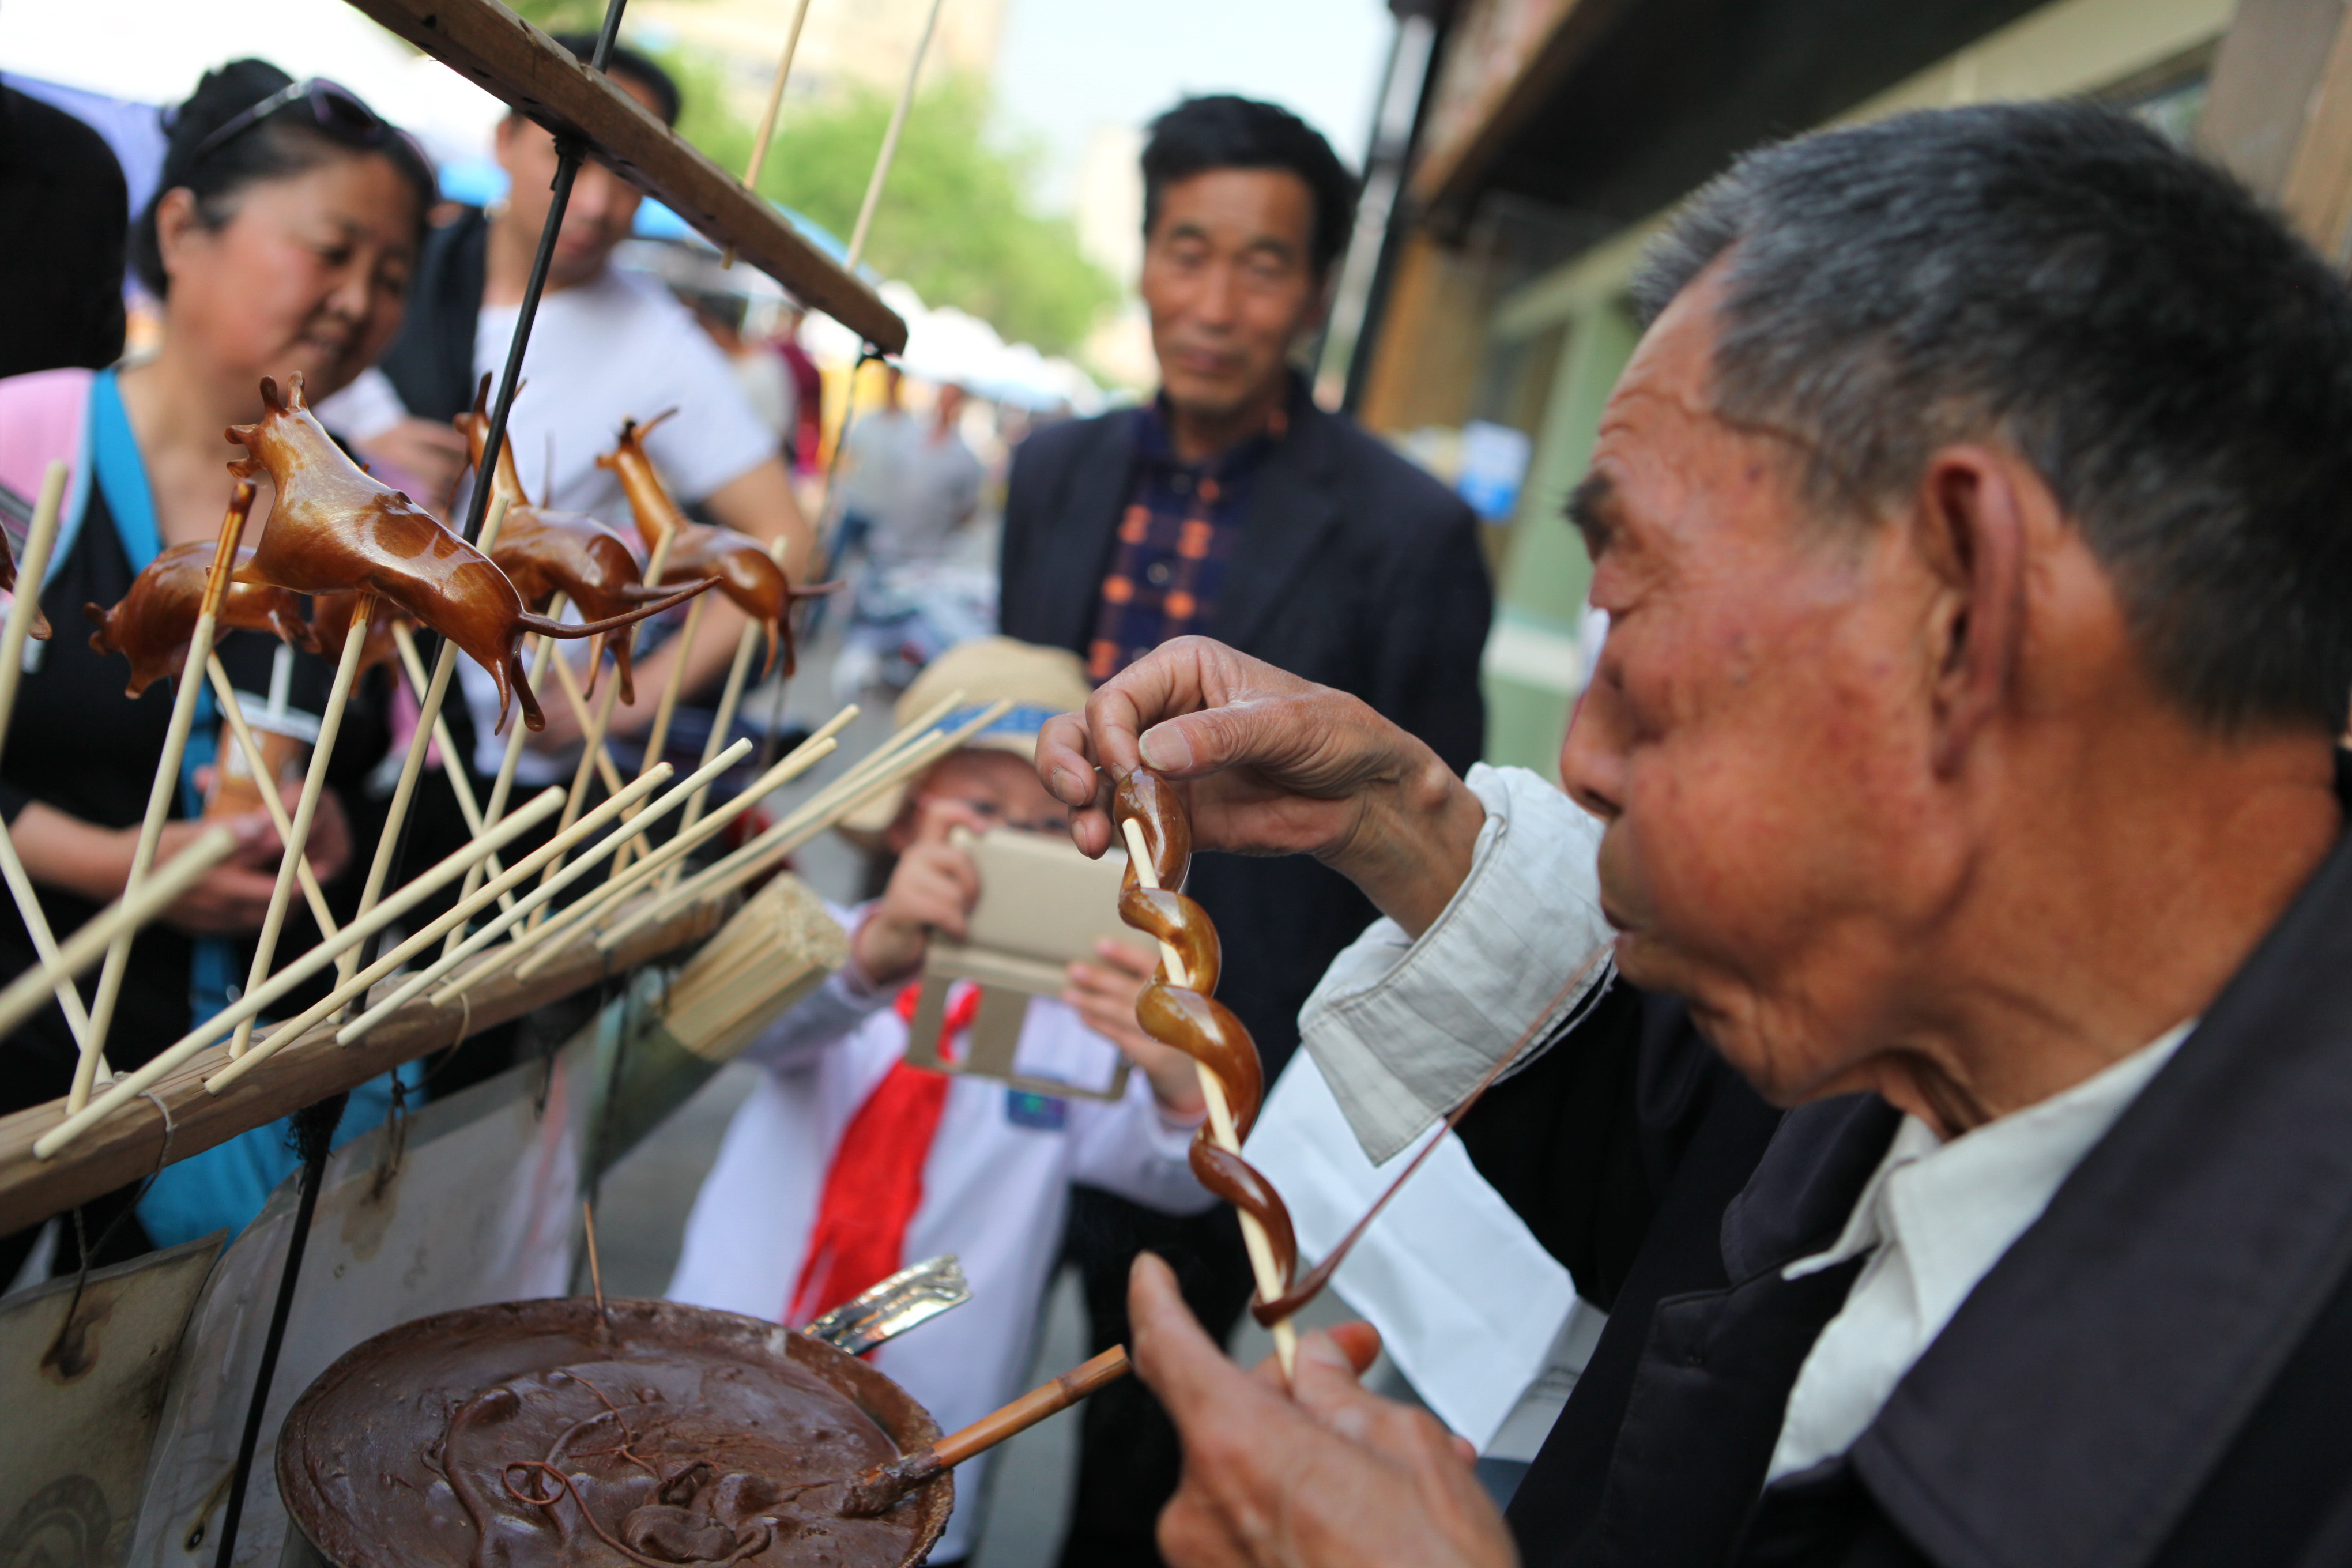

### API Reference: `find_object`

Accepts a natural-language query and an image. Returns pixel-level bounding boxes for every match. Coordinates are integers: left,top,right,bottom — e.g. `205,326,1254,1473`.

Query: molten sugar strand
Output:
337,741,756,1042
33,789,566,1159
1119,812,1299,1379
78,484,255,1107
199,766,680,1092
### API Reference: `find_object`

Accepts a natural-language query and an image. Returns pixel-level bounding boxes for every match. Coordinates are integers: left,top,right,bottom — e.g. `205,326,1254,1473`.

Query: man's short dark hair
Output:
1143,95,1357,276
549,32,681,127
1634,101,2352,736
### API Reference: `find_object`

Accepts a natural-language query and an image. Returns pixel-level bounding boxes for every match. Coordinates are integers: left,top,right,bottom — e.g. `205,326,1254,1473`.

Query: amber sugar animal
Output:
84,493,319,699
224,376,717,733
306,590,402,676
597,413,829,678
455,375,688,707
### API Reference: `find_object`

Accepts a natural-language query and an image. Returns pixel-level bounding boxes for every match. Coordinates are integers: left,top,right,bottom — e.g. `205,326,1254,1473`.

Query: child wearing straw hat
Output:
668,637,1211,1566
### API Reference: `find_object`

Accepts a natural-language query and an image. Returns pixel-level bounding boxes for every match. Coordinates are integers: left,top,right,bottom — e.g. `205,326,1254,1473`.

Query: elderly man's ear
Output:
1910,444,2040,779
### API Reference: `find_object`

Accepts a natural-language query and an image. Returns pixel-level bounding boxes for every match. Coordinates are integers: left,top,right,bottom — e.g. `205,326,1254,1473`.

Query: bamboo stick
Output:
607,591,706,883
389,621,514,907
447,598,566,956
32,790,566,1159
204,658,338,936
610,698,1007,945
336,740,755,1042
338,497,511,1003
0,464,93,1058
1122,813,1298,1379
78,484,255,1107
228,590,371,1057
0,828,239,1047
501,717,850,982
544,642,629,796
669,536,788,888
536,530,677,915
846,0,950,270
198,767,679,1092
720,0,816,269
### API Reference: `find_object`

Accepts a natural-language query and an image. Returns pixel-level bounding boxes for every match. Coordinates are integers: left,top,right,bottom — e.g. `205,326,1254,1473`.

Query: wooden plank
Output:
0,898,730,1237
2198,0,2352,259
344,0,907,353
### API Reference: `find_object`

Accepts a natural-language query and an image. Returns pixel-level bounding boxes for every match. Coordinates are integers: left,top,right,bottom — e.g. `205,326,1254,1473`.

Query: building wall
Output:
1458,0,2237,770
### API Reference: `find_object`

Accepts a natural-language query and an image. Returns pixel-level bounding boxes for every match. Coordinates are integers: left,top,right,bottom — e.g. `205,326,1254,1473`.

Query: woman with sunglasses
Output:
0,60,437,1280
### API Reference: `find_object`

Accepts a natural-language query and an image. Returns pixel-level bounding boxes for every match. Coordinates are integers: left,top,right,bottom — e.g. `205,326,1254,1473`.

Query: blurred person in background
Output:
315,35,815,781
833,380,990,700
0,59,430,1280
831,361,914,576
997,93,1492,1567
775,300,826,474
0,80,128,380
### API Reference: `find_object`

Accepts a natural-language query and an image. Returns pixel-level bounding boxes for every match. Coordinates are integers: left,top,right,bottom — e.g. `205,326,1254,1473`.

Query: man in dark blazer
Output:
1036,103,2352,1566
999,95,1491,1566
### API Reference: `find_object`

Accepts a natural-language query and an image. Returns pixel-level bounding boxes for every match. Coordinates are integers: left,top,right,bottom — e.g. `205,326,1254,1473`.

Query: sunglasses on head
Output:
187,77,421,166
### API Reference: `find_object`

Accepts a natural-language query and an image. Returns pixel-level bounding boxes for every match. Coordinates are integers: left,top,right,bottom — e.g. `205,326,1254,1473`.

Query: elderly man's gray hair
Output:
1635,101,2352,734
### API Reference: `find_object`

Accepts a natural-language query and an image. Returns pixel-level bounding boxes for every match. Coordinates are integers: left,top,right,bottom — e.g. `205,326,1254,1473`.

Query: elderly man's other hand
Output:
1130,1253,1518,1568
1037,637,1486,937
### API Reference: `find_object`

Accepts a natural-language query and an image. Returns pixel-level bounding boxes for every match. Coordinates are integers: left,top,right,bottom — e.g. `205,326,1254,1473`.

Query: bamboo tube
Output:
227,591,372,1057
32,790,567,1159
204,658,338,936
198,767,678,1092
501,715,851,982
339,497,511,1000
389,622,514,907
78,485,255,1107
607,591,706,883
720,0,816,269
0,463,92,1056
610,698,1007,945
846,0,950,270
536,531,678,915
0,828,239,1047
1122,814,1298,1379
669,536,787,888
336,741,753,1043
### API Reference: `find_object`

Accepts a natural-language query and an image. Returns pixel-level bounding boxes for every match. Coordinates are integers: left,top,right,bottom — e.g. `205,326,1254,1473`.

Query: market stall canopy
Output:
340,0,907,354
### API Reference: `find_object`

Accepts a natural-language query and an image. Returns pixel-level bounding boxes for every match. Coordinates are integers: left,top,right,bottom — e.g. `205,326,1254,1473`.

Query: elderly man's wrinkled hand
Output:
1035,637,1484,936
1129,1252,1520,1568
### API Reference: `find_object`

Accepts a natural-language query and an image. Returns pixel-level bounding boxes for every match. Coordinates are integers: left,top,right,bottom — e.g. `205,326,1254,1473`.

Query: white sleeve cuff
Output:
314,367,409,443
1297,764,1615,1163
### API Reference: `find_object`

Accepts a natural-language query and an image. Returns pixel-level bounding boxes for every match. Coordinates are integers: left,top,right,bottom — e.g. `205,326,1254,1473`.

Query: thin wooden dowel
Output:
0,463,92,1058
616,698,1007,943
502,720,849,983
608,592,706,883
205,658,338,937
448,598,567,957
537,531,677,917
229,594,371,1057
669,536,788,887
32,790,567,1160
390,622,513,906
1121,814,1298,1381
199,767,677,1093
340,497,510,1001
0,827,239,1048
721,0,816,269
544,644,629,796
79,485,255,1107
846,0,950,270
336,742,752,1042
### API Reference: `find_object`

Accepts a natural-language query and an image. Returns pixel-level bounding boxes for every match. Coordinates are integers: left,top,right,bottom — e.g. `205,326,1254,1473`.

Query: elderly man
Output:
1036,102,2352,1566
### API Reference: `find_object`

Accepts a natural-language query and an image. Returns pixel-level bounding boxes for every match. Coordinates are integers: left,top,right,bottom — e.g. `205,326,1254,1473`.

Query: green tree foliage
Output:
675,69,1118,358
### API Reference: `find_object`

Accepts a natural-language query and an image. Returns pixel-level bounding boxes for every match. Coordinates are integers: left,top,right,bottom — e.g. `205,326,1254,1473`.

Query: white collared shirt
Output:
1765,1019,2195,1482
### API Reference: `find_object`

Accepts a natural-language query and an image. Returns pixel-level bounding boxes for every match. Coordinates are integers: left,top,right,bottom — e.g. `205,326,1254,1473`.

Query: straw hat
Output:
838,636,1094,840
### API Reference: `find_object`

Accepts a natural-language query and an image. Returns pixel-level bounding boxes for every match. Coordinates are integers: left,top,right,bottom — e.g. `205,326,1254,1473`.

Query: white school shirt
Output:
667,923,1211,1562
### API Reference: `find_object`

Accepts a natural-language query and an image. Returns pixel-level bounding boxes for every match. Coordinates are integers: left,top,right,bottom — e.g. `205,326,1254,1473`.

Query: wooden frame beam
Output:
345,0,909,353
0,899,730,1236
